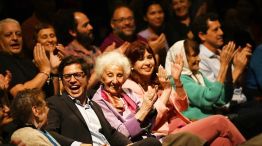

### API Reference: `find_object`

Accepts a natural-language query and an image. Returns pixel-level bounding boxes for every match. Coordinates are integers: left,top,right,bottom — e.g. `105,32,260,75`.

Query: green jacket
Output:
180,73,233,120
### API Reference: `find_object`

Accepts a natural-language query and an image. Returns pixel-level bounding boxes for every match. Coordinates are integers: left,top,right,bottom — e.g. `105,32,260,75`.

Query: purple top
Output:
92,86,143,138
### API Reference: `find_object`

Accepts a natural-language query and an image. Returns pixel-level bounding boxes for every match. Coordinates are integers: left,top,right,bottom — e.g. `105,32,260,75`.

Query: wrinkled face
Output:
35,101,49,128
62,64,88,98
101,65,126,95
144,4,164,28
111,7,136,37
133,50,155,78
186,48,200,73
202,20,224,49
0,21,22,54
74,12,94,42
172,0,190,18
37,27,57,52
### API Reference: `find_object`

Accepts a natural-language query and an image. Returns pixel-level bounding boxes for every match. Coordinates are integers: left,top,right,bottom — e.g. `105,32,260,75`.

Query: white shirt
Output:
70,97,110,146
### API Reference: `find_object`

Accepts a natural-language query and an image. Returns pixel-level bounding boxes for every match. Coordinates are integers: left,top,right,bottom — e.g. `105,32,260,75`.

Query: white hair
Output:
0,18,20,31
95,51,131,79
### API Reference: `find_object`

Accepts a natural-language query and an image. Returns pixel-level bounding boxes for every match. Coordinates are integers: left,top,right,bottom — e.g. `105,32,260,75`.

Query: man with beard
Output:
64,11,101,65
54,10,102,90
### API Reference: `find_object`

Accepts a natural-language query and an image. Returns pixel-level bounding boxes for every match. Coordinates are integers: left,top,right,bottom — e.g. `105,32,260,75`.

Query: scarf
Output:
101,88,137,114
166,40,206,86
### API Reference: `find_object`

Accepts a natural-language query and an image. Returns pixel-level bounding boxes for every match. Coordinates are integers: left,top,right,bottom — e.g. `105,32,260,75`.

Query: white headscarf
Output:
165,40,206,86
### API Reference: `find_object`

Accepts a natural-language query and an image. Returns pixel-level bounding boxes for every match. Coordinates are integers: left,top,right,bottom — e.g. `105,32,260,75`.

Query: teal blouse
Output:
180,73,233,120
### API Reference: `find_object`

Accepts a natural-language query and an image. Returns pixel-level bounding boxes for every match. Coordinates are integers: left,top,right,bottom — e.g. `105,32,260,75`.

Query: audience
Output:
45,56,161,146
1,1,262,145
190,12,262,139
0,18,51,98
122,41,245,146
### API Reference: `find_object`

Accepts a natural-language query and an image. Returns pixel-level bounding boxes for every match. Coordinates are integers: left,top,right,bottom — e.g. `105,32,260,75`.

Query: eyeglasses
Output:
112,16,134,23
62,72,85,81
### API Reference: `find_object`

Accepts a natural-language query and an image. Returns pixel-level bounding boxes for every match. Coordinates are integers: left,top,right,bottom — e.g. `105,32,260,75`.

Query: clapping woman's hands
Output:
171,54,184,80
135,86,158,122
157,65,170,89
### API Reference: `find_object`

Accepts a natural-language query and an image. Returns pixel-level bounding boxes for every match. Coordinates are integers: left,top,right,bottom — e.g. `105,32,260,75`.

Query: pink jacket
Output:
122,79,191,135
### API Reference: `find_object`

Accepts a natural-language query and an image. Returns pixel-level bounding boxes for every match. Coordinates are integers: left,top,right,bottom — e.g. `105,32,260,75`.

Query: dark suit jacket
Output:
45,93,131,146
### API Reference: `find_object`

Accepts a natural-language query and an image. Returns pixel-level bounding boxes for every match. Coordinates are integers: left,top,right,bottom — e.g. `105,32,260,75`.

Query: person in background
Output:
0,70,12,144
11,89,60,146
138,0,169,66
0,18,51,98
100,4,165,66
32,23,64,96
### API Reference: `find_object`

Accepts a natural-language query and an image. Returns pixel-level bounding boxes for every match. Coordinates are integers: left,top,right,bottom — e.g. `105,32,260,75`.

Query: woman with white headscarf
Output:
165,39,234,120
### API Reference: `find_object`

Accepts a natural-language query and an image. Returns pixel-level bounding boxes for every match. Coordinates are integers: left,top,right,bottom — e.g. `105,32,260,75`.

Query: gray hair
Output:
0,18,20,31
95,51,131,79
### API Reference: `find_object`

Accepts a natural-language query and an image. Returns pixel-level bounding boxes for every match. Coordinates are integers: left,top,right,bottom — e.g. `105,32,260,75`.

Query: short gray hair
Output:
0,18,20,31
95,51,131,79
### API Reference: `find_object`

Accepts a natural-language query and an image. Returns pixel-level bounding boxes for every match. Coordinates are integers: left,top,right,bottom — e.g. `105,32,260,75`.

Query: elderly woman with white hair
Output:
92,51,209,146
92,51,158,140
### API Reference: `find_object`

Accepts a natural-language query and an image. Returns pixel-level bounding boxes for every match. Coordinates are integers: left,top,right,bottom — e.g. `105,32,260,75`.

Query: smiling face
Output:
144,3,164,28
200,20,224,51
172,0,191,18
101,64,126,95
37,27,57,52
186,46,200,73
62,63,88,98
111,7,136,38
133,50,155,79
0,21,22,54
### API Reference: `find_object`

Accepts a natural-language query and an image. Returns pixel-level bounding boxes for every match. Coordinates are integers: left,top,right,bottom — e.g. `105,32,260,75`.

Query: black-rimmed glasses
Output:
62,72,85,81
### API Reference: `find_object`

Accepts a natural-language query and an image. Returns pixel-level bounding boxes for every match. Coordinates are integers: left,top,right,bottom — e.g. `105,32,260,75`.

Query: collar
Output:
200,44,219,59
68,94,91,109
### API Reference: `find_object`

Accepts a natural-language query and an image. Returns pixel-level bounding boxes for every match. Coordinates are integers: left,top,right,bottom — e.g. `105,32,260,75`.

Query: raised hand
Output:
104,42,116,52
171,53,184,80
157,65,170,89
233,43,252,72
56,44,66,60
148,33,166,54
33,43,51,74
136,85,158,122
117,42,130,54
142,85,158,108
0,70,11,90
219,41,236,66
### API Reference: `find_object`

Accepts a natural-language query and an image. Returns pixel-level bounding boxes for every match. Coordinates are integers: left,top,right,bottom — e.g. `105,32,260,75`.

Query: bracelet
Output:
40,72,51,85
40,72,50,77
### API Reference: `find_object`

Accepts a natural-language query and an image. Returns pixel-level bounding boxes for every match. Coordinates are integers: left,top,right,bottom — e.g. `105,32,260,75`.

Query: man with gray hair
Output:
0,18,51,98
